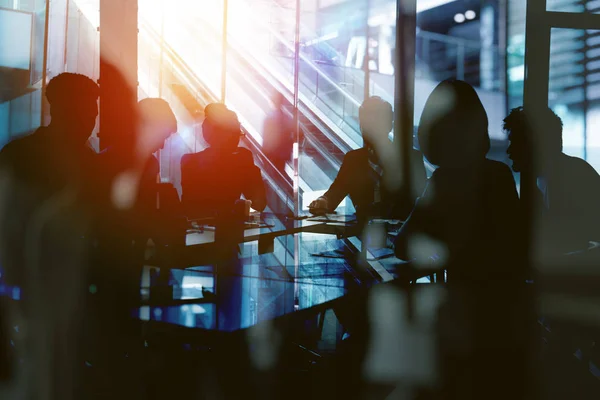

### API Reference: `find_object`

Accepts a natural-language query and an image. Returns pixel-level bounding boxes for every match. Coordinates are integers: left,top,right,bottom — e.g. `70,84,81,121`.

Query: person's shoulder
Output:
145,155,159,174
484,158,513,174
0,129,44,163
561,154,597,175
483,159,517,187
343,148,367,162
181,150,208,163
235,147,255,161
560,154,600,188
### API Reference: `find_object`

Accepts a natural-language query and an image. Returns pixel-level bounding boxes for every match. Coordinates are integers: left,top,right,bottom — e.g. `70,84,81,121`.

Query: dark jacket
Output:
536,153,600,252
181,147,267,218
394,159,522,281
322,147,427,220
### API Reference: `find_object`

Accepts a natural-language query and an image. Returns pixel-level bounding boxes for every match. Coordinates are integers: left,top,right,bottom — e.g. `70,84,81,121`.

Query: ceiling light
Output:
454,13,465,23
465,10,476,20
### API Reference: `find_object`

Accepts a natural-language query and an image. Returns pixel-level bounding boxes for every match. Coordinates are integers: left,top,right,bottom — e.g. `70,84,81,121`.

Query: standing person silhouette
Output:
309,96,427,224
393,79,530,399
504,106,600,255
181,103,267,218
0,72,100,287
0,72,101,399
394,79,522,278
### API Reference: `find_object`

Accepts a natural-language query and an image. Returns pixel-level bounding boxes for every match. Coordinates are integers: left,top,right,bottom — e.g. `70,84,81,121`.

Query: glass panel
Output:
507,0,526,109
547,0,586,13
549,28,588,160
30,0,47,84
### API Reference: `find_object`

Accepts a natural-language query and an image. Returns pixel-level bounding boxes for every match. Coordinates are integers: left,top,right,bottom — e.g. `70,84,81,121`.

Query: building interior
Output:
1,0,600,399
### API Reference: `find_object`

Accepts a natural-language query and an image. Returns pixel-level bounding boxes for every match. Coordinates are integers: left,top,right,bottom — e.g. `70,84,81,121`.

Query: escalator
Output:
139,3,382,212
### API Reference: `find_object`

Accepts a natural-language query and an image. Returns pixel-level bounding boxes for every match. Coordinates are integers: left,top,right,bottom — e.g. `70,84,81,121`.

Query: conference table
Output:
137,212,424,332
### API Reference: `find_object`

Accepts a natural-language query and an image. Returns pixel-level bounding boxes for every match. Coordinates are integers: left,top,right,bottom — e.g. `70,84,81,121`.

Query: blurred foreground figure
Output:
309,96,426,223
505,106,600,255
0,73,100,399
181,103,267,218
100,97,182,248
0,65,145,399
395,80,532,399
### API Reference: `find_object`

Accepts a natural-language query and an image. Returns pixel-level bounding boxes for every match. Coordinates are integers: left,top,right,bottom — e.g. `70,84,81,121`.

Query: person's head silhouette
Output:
503,106,563,173
202,103,242,152
46,73,99,145
359,96,393,147
418,79,490,168
138,98,177,155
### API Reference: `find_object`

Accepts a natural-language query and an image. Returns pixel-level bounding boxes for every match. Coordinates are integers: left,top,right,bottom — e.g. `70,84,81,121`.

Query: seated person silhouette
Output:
308,96,427,222
504,106,600,254
394,80,522,282
97,98,181,240
135,98,180,215
181,103,267,219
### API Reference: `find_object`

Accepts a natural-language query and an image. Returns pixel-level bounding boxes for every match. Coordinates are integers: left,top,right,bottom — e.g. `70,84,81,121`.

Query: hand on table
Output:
308,197,329,215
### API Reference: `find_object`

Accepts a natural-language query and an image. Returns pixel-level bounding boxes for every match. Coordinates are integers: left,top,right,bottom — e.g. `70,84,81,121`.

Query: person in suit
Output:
504,106,600,254
181,103,267,218
308,96,427,223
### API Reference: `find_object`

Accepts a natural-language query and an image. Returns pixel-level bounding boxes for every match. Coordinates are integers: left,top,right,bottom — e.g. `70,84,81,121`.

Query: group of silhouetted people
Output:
309,79,600,283
2,66,600,397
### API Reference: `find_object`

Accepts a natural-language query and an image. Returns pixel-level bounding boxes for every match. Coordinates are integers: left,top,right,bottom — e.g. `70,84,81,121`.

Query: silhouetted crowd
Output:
1,69,600,398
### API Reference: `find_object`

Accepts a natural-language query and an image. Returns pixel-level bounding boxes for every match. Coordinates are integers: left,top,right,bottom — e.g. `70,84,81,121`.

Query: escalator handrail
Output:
142,16,360,153
201,3,363,110
141,19,354,197
155,10,364,149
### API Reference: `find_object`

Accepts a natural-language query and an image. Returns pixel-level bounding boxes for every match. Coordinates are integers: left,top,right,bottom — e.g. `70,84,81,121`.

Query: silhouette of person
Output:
309,96,427,222
394,80,530,400
394,79,522,281
181,103,267,218
132,99,182,247
0,73,99,287
262,92,293,172
0,72,101,399
504,106,600,254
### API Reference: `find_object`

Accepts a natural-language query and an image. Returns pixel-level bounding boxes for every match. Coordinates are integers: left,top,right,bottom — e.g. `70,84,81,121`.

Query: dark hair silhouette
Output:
139,98,177,134
418,79,490,167
45,73,100,144
202,103,242,149
46,72,99,106
503,106,563,154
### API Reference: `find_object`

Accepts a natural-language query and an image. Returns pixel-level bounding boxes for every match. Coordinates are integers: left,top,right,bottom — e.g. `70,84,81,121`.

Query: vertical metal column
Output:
522,0,549,244
363,0,371,101
158,0,165,98
394,0,416,207
63,0,71,72
41,0,50,125
293,0,301,306
221,0,229,103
